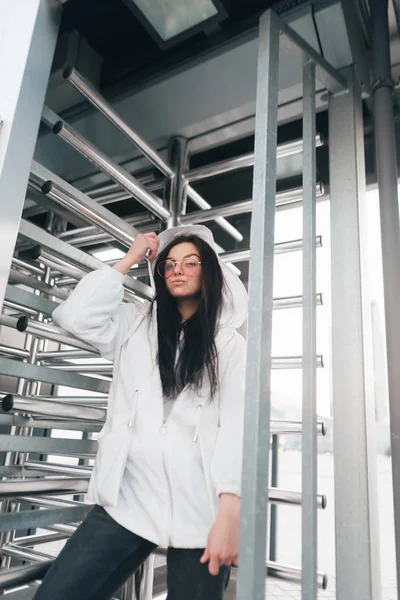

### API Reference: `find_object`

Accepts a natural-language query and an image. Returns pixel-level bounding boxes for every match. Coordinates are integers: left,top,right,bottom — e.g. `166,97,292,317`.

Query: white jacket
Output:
52,225,247,547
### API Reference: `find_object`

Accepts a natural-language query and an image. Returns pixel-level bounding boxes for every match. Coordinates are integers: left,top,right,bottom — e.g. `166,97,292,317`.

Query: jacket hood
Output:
149,225,248,331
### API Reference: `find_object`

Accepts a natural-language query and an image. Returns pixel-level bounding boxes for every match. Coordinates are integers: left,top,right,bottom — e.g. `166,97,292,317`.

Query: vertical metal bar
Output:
166,137,189,227
329,69,381,600
237,10,280,600
139,554,155,600
121,574,136,600
301,59,317,600
369,1,400,594
0,0,61,312
269,435,278,562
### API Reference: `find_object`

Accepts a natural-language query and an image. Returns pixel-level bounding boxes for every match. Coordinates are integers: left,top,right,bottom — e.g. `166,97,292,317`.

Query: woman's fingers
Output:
144,233,160,262
200,547,210,564
208,554,221,576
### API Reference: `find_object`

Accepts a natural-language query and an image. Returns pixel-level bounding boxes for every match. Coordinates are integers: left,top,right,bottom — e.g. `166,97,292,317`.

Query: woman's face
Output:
163,242,202,299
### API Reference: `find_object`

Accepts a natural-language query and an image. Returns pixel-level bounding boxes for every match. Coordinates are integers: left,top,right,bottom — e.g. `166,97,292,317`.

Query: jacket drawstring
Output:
193,405,203,443
129,390,139,428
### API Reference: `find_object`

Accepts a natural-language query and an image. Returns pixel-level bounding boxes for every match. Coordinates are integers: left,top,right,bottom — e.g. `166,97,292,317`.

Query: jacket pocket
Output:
87,391,138,507
87,427,130,507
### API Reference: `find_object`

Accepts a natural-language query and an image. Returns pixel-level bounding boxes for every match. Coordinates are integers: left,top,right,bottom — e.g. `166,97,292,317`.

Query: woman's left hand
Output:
200,494,240,576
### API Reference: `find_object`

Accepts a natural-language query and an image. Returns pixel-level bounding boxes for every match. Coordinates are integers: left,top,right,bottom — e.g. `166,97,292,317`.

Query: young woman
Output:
34,225,247,600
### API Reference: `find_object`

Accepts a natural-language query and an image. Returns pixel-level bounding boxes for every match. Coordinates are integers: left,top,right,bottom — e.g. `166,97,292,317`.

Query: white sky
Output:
271,188,386,418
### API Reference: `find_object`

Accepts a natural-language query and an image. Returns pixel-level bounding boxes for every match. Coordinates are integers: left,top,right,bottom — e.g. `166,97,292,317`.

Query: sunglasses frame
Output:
157,258,202,279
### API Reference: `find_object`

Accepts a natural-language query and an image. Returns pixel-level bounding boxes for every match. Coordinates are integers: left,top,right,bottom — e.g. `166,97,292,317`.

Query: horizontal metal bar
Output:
277,13,347,93
0,560,51,591
275,236,322,255
8,269,68,301
266,560,327,589
185,184,243,242
270,420,326,436
185,135,323,182
47,523,78,535
269,487,326,508
0,477,89,499
272,355,323,369
0,434,97,457
12,256,44,276
17,496,85,508
39,252,85,281
132,237,323,279
14,531,68,547
58,211,154,241
3,544,54,562
19,217,152,300
0,357,109,393
39,178,144,245
30,160,143,244
2,394,106,422
0,344,29,359
4,284,59,316
274,294,322,310
3,300,38,317
64,69,175,178
0,413,102,433
62,70,241,242
0,504,91,533
45,363,112,374
36,349,108,361
88,186,244,243
182,184,324,224
15,316,98,353
56,221,160,249
51,120,171,221
54,277,79,288
155,549,327,589
24,461,92,476
36,394,107,405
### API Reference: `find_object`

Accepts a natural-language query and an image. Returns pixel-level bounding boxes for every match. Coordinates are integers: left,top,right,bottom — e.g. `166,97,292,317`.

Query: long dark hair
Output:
153,235,224,399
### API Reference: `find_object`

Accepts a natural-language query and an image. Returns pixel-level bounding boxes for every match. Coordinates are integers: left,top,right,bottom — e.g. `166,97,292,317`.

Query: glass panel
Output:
133,0,218,41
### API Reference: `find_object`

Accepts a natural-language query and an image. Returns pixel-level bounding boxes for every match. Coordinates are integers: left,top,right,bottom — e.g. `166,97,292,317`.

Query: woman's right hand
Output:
113,233,160,275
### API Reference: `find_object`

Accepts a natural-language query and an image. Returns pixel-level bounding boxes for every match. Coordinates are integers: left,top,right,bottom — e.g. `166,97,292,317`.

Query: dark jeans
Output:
33,505,230,600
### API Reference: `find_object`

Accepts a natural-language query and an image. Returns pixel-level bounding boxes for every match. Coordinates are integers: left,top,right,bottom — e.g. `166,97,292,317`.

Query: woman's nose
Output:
174,261,183,274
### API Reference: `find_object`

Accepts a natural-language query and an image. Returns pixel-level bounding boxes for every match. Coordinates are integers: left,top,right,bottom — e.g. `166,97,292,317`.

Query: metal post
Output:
269,435,278,562
301,59,317,600
329,69,381,600
0,0,61,312
139,554,155,600
166,137,189,227
237,10,280,600
369,1,400,595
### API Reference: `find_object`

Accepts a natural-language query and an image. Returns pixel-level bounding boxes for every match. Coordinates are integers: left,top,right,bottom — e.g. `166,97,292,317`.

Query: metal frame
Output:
0,3,389,599
0,0,61,314
370,1,400,595
236,7,348,600
237,10,280,600
166,137,189,227
301,59,318,600
61,68,243,242
329,69,381,600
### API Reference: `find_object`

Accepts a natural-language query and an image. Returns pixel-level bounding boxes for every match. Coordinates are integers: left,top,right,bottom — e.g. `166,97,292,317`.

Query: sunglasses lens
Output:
159,260,174,278
183,260,199,275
